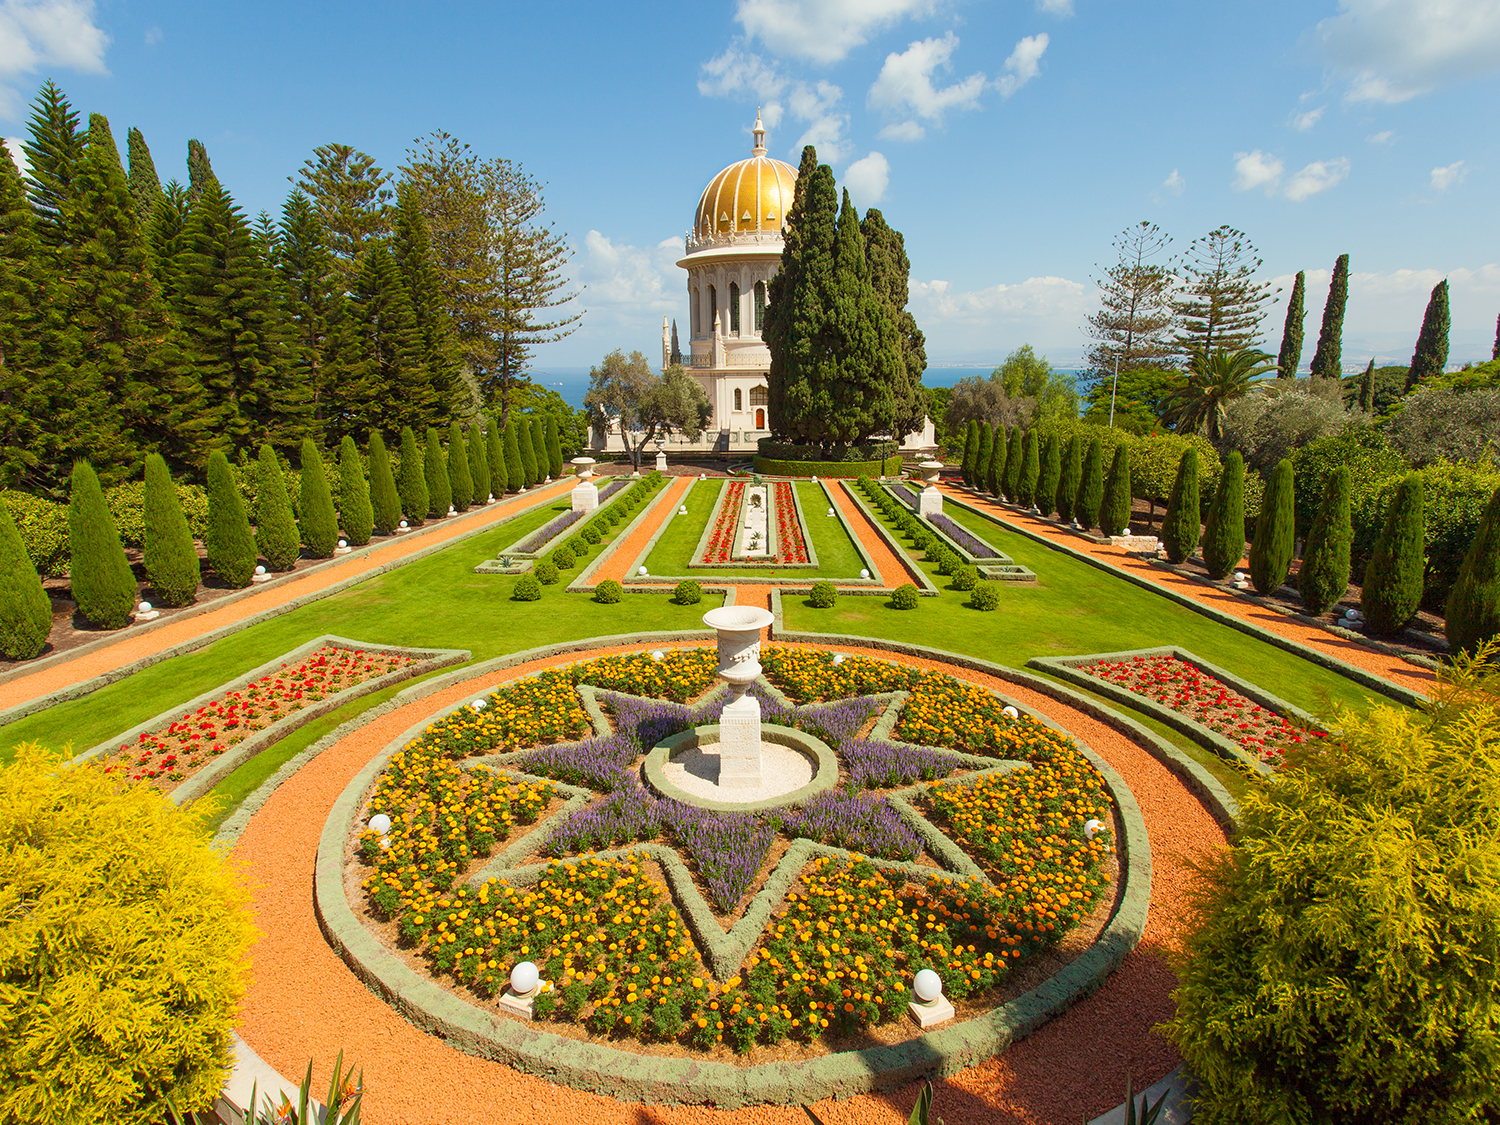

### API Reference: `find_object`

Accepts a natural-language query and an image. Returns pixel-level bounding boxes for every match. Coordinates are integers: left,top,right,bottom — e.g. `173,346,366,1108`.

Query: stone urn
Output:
570,457,598,512
702,605,775,789
918,459,944,517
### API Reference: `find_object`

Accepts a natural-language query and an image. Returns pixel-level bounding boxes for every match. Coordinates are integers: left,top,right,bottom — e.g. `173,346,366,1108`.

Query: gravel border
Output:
839,482,940,595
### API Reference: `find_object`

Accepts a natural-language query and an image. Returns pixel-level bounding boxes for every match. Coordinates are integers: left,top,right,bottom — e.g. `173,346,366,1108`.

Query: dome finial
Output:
752,108,767,157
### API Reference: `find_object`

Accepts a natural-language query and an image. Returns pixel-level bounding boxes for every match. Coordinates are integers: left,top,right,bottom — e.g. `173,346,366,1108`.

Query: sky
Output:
1,0,1498,381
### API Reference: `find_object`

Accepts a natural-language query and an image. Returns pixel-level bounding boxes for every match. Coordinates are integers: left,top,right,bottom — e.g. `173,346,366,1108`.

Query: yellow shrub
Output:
0,745,257,1124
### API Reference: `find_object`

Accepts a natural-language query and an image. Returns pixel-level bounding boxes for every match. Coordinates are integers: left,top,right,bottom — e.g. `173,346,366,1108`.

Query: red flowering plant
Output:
700,482,745,564
1081,654,1324,765
772,481,809,563
104,646,415,791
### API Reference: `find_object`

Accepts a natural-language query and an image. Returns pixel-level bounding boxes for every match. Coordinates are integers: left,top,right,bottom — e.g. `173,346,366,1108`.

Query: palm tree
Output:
1162,347,1275,440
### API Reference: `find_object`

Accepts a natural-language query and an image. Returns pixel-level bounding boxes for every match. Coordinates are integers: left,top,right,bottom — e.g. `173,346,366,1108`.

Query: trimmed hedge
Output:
513,574,542,600
971,581,999,611
809,580,837,608
553,547,576,569
1362,471,1425,636
534,561,560,586
1161,448,1201,565
337,435,374,547
1445,484,1500,656
68,462,137,629
253,445,300,571
448,422,473,511
105,480,210,550
0,492,69,578
1077,437,1104,531
674,579,703,605
298,439,339,559
751,455,904,478
368,431,401,536
1100,443,1133,536
1248,458,1294,595
0,500,52,660
424,428,452,518
142,454,200,607
952,564,978,592
891,583,919,610
1299,466,1352,616
204,452,256,588
1203,451,1246,580
468,421,491,504
595,578,623,604
397,426,429,526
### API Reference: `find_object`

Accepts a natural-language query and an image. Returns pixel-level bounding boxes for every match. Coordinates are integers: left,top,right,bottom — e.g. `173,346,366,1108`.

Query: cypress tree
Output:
1202,451,1246,579
1161,449,1201,564
1445,484,1500,656
1004,427,1024,501
1406,279,1451,391
424,428,452,517
488,417,508,496
67,461,136,628
338,435,374,546
1249,458,1295,594
518,416,540,486
396,426,428,525
765,146,827,440
298,440,338,557
1300,466,1353,615
545,415,564,479
0,499,53,660
255,444,301,569
530,417,549,480
142,453,200,607
186,139,215,199
1308,254,1349,383
986,426,1004,496
1276,270,1306,380
1037,433,1062,517
860,207,928,440
367,431,401,535
974,423,994,496
1358,359,1375,413
1016,430,1040,509
1362,472,1425,636
447,422,473,511
1101,443,1132,536
1056,436,1082,525
467,421,491,504
502,417,524,492
1078,438,1105,532
962,420,979,486
204,451,255,587
125,126,162,227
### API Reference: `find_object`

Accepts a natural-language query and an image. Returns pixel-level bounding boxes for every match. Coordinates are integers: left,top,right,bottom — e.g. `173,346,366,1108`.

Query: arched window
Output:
749,385,768,407
729,282,741,335
691,288,700,336
754,281,766,332
709,286,717,332
734,388,743,412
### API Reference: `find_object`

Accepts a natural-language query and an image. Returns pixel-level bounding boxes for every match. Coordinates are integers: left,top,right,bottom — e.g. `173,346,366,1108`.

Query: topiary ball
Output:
595,578,623,604
566,536,587,557
953,565,979,592
535,561,560,585
553,547,575,569
892,583,920,610
971,581,999,611
582,524,602,544
513,574,543,600
674,579,702,605
809,580,837,608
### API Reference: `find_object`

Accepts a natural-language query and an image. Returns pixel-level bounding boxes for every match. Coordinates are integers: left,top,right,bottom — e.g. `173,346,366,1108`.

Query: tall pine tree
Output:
346,244,431,437
825,188,903,448
1309,254,1349,384
276,190,338,443
1406,279,1450,391
125,127,162,227
186,139,215,200
392,182,456,419
1276,270,1305,380
1016,429,1040,509
22,80,85,249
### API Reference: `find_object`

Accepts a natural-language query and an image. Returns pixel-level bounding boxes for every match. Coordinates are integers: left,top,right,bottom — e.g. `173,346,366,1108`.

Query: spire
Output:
752,108,766,157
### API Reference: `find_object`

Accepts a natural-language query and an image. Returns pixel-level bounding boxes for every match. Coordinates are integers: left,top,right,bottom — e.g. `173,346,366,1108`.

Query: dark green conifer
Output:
1003,427,1023,501
468,421,491,504
392,183,457,421
502,417,524,492
0,499,54,659
367,431,401,535
962,420,979,485
860,207,927,440
986,426,1003,496
1309,254,1348,383
1161,448,1201,564
1017,430,1041,509
1358,359,1375,413
125,126,162,226
1300,466,1352,615
22,80,85,248
254,444,300,569
1406,280,1451,391
1362,472,1425,635
764,146,825,439
338,435,374,546
67,461,136,627
1078,438,1105,531
396,426,428,525
1036,434,1062,517
488,417,509,496
276,190,339,444
1101,443,1132,535
1202,451,1246,579
1445,484,1500,656
1249,458,1295,594
447,422,473,511
1056,436,1082,525
346,243,427,439
424,428,451,517
142,453,200,606
186,139,215,199
204,450,255,586
545,416,564,478
974,423,994,495
517,416,539,486
530,417,549,480
297,440,338,557
1277,270,1306,380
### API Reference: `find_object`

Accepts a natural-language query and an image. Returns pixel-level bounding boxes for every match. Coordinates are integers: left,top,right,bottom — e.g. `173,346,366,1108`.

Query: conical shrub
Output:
447,422,473,511
1362,472,1425,636
518,416,539,486
397,426,428,525
532,417,550,480
424,428,452,517
1299,466,1352,615
975,423,993,494
298,440,339,558
1077,438,1105,531
142,454,200,606
1249,458,1295,595
0,499,52,659
963,420,979,486
254,445,301,570
1202,451,1246,579
1445,483,1500,656
1161,448,1201,564
1017,430,1040,509
488,417,508,496
68,461,137,628
1101,443,1132,536
987,428,1004,496
1003,427,1023,501
205,451,255,587
338,436,374,546
467,421,491,504
503,418,524,492
1036,433,1061,517
1056,436,1082,525
368,431,401,535
545,415,564,478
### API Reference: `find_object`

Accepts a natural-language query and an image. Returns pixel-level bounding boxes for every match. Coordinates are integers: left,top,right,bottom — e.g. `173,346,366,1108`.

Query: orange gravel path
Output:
588,476,695,586
232,639,1224,1125
940,484,1434,698
829,481,919,589
0,478,578,712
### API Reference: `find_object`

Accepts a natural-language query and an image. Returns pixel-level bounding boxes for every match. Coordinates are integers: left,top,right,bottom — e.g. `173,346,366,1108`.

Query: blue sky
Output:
2,0,1497,376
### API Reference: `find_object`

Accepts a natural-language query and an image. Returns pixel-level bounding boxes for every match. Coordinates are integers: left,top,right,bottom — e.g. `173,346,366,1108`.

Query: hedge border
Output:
751,455,904,479
839,481,939,595
491,476,630,560
877,482,1038,584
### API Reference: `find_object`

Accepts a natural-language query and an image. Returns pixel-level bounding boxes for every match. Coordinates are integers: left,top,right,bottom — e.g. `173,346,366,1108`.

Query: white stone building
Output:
593,114,936,457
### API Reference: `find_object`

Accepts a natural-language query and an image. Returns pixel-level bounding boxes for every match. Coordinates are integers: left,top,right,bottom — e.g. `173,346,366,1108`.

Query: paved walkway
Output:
940,484,1435,697
829,480,920,588
0,478,578,712
587,475,695,586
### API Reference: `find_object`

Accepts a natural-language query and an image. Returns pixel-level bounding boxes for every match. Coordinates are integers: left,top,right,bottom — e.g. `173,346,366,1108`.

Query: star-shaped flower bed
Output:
351,646,1116,1054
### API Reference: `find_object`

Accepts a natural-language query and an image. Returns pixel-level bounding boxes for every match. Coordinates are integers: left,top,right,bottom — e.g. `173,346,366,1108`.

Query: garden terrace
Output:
871,480,1037,583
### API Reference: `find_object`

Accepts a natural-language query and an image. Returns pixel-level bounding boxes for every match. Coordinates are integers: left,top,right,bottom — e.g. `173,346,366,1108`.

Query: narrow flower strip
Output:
700,481,745,564
772,481,810,563
926,513,999,559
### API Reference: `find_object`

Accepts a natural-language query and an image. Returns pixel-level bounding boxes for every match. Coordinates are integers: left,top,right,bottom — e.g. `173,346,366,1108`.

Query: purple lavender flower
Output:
926,513,999,558
771,789,920,862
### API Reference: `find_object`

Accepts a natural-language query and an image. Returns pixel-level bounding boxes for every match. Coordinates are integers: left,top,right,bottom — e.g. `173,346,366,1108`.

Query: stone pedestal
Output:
572,481,598,513
717,693,762,790
498,983,546,1020
908,994,955,1029
656,451,668,472
919,488,943,517
701,605,777,794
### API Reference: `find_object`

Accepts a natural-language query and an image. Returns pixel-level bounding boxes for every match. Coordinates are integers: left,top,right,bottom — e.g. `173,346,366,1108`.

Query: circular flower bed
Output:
350,647,1116,1055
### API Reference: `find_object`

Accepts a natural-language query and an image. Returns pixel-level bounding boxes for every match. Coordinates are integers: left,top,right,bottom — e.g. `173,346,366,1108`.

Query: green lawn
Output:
640,480,866,580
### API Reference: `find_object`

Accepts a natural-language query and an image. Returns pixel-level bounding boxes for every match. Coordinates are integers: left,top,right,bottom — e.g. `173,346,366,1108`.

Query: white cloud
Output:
0,0,110,118
878,119,925,141
1314,0,1500,103
842,151,890,206
911,274,1088,325
1037,0,1074,14
735,0,937,65
995,33,1048,98
1430,160,1467,191
1289,105,1325,131
1232,149,1284,193
1160,168,1185,196
576,231,683,316
1367,129,1394,144
698,48,850,161
868,32,986,124
3,135,27,176
143,25,161,46
787,78,850,162
1284,157,1351,200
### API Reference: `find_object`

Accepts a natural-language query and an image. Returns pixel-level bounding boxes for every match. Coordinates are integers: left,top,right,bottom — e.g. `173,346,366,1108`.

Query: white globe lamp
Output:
1002,705,1019,719
510,961,540,996
369,813,392,835
138,600,152,613
1084,818,1105,840
913,969,942,1003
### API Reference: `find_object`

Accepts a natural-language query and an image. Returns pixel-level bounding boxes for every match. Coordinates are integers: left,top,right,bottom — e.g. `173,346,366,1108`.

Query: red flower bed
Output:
1081,654,1323,764
773,481,809,563
701,481,745,564
104,646,416,791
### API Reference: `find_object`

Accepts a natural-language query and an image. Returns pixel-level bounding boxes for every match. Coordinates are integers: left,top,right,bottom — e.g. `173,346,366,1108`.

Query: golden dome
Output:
692,112,797,240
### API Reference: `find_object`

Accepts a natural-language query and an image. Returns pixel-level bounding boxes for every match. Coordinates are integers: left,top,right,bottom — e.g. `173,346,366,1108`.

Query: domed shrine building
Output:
594,114,935,456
